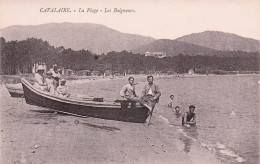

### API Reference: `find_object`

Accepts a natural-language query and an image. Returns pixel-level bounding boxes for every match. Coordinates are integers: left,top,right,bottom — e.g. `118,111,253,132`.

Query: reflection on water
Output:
157,75,258,164
180,126,199,153
175,113,182,119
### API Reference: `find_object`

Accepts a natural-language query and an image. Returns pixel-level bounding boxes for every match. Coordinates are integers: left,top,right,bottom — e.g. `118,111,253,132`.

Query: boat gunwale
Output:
5,84,23,91
21,78,144,109
7,88,24,92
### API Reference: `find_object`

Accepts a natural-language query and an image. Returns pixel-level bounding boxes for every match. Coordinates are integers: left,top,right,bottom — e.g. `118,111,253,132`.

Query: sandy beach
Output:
0,77,223,164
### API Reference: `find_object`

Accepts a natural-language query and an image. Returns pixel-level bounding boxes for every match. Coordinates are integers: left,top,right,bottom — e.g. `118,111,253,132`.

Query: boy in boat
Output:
182,105,196,126
57,79,69,98
34,65,48,91
45,71,55,94
139,75,161,126
120,77,139,101
168,95,174,108
49,64,61,93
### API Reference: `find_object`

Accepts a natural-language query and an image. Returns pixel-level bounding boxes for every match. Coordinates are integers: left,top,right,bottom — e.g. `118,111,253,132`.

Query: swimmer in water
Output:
168,95,174,108
182,105,196,126
175,106,181,115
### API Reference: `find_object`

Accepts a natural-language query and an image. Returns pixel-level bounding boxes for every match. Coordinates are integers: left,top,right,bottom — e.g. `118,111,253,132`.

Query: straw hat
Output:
36,65,45,72
60,79,66,83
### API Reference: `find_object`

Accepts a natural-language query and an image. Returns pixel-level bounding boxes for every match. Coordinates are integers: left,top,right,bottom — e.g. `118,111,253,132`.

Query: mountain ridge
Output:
0,22,155,54
176,31,260,52
1,23,259,55
131,39,221,56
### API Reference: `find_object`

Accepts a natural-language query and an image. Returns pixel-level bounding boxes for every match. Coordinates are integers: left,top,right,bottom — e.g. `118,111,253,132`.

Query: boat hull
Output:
8,90,24,97
21,78,149,123
5,85,24,97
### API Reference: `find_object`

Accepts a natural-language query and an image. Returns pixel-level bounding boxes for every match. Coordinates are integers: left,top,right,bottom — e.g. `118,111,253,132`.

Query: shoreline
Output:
1,72,259,85
0,76,225,164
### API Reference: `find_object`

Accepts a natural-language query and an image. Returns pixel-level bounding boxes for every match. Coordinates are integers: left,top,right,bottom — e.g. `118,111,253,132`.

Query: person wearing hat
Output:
34,65,47,91
49,64,61,92
182,105,196,126
57,79,69,97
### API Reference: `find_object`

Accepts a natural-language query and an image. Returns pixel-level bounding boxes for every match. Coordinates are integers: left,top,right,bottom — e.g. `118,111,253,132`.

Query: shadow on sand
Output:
81,122,120,132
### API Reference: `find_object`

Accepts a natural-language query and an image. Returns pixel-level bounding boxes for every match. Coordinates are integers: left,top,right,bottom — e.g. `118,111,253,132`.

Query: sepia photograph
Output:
0,0,259,163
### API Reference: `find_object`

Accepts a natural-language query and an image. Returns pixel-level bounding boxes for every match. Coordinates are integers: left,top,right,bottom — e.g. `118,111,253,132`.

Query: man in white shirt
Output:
120,77,139,101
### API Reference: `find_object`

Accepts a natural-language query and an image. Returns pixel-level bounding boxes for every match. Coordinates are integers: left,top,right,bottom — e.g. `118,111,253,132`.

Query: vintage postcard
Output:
0,0,259,164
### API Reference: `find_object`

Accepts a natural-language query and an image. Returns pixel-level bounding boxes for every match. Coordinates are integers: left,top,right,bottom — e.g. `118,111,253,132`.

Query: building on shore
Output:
76,70,92,76
188,69,195,75
91,70,102,76
62,68,74,75
32,62,47,73
145,51,167,58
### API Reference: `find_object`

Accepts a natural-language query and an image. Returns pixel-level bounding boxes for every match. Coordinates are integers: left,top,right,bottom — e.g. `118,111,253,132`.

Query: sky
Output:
0,0,260,40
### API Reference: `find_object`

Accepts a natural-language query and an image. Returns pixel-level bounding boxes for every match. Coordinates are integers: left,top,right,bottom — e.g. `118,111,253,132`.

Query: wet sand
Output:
0,78,223,164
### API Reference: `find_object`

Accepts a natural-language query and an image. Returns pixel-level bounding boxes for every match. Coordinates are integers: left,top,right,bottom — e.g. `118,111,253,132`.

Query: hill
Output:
0,23,155,54
131,39,220,56
176,31,260,52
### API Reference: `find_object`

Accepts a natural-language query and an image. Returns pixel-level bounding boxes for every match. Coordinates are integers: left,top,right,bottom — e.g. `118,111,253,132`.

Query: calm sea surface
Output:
72,75,259,164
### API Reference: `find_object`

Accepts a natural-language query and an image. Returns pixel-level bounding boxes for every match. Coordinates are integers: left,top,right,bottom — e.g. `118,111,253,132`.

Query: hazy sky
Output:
0,0,260,40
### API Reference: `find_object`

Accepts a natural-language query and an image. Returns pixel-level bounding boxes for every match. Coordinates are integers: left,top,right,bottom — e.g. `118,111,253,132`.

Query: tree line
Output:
0,37,259,75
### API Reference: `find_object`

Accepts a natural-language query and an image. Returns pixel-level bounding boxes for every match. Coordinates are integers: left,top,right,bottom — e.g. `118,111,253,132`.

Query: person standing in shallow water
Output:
140,75,161,126
168,95,174,108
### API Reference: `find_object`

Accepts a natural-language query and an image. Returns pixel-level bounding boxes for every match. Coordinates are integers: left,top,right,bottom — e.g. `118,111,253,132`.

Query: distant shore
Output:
1,72,259,85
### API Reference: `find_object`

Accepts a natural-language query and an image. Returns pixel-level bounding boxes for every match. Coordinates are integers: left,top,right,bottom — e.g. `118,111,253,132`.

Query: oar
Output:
144,106,154,126
170,123,183,127
170,123,192,128
170,123,216,129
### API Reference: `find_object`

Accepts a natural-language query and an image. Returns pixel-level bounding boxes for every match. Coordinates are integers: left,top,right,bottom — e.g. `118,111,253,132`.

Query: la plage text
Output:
40,8,71,12
40,8,135,14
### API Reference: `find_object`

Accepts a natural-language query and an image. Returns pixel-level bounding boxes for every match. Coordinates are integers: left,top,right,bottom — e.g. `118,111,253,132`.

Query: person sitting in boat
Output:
168,95,174,108
49,64,61,92
45,71,55,94
182,105,196,126
120,77,139,101
34,65,47,91
57,79,69,98
139,75,161,126
139,75,161,111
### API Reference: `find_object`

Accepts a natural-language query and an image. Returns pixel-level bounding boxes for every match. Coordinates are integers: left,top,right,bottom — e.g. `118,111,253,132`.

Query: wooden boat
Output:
5,84,24,97
21,78,149,123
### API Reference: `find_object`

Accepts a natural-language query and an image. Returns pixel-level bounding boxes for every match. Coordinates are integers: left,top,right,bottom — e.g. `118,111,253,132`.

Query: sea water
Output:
154,75,259,164
73,74,259,164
